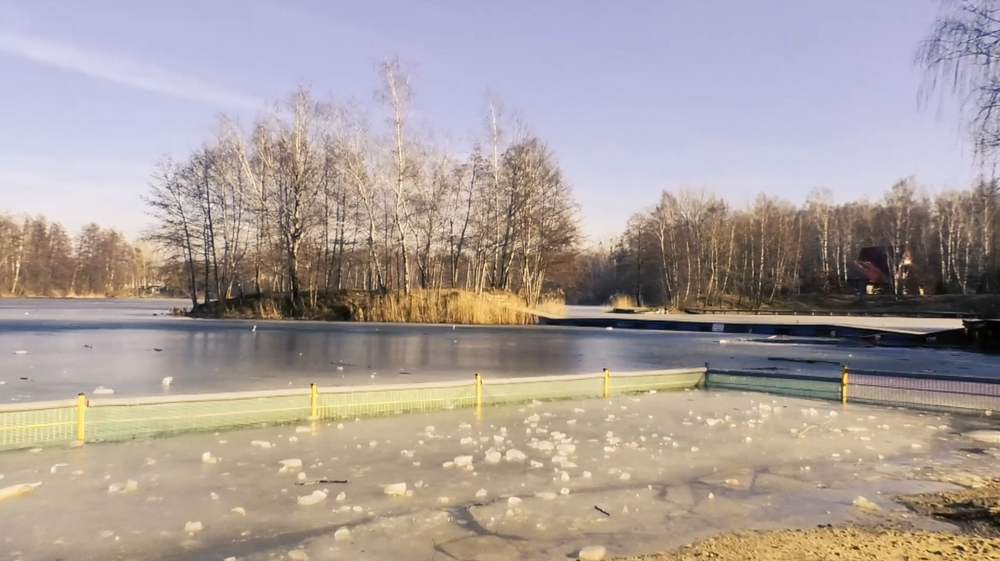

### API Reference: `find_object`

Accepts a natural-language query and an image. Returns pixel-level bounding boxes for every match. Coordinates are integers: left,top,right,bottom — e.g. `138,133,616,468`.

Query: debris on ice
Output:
288,549,309,560
336,492,346,501
279,459,303,471
508,496,522,505
334,527,352,541
231,507,246,515
298,490,327,506
484,451,502,464
384,483,407,496
579,545,608,561
251,440,272,449
505,449,527,462
108,483,124,493
560,487,570,495
124,480,138,493
535,491,557,500
92,387,114,395
853,496,881,512
557,443,576,454
184,521,203,533
453,455,474,468
295,426,312,433
201,452,218,464
620,473,631,481
460,437,475,446
530,460,544,468
476,488,488,498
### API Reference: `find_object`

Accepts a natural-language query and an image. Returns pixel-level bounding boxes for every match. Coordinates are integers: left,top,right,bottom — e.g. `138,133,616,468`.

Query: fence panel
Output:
0,400,78,451
608,368,706,396
847,369,1000,415
86,391,310,442
316,381,476,420
481,374,604,406
706,370,842,402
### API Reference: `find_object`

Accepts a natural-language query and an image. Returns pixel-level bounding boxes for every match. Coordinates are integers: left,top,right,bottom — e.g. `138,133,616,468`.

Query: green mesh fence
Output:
86,391,310,443
481,374,604,405
0,400,77,451
316,381,476,420
705,370,842,402
609,369,706,396
0,367,705,450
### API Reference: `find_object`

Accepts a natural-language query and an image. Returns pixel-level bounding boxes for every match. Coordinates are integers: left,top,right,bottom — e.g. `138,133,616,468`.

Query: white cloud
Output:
0,30,260,109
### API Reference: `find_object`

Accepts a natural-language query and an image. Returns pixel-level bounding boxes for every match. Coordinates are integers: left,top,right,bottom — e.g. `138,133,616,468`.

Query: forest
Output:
576,179,1000,309
0,215,151,297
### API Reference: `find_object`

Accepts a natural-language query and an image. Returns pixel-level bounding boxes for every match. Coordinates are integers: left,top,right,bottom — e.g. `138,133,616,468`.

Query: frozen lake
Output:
0,391,989,560
0,299,995,403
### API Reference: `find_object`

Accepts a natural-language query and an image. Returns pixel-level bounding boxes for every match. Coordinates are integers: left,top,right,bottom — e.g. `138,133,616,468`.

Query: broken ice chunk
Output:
505,449,527,462
298,490,327,506
383,483,407,496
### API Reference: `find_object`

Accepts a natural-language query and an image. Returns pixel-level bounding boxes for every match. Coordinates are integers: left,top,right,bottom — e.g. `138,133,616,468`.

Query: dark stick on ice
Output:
153,348,163,352
594,505,611,517
295,479,349,486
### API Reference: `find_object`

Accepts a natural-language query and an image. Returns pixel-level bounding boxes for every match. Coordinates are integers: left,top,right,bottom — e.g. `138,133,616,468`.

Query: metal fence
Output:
704,366,1000,416
0,367,707,451
845,368,1000,415
4,363,998,453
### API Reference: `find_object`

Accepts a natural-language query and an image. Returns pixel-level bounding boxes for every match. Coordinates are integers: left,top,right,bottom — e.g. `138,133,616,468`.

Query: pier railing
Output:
3,365,998,452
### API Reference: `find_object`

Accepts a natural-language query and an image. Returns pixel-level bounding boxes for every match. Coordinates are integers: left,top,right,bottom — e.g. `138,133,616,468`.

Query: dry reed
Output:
608,293,638,310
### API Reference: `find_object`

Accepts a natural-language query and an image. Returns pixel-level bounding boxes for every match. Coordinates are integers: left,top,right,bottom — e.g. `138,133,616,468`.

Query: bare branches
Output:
139,66,581,307
917,0,1000,158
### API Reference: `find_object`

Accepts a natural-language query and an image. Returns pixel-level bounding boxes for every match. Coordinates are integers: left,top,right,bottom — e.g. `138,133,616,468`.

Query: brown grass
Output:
531,297,567,318
190,290,565,325
608,293,638,310
362,290,535,324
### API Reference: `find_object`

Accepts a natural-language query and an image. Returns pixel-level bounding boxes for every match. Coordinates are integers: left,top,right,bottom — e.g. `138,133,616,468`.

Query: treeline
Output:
145,60,581,311
0,215,152,297
576,178,1000,308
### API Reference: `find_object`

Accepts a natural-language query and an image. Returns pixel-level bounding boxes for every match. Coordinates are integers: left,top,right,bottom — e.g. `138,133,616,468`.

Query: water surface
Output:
0,299,993,403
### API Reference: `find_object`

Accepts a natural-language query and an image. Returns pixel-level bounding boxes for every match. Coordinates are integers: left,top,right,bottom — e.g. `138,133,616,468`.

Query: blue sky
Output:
0,0,978,242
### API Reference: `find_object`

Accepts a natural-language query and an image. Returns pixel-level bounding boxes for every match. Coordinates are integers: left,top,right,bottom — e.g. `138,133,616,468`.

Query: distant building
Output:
847,246,922,295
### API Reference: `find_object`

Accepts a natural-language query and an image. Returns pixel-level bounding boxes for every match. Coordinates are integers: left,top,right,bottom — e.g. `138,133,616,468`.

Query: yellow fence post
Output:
603,368,610,398
75,393,87,443
309,383,319,419
841,366,849,405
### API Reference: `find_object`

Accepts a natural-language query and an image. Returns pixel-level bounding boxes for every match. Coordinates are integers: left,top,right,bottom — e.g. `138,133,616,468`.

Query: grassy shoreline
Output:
182,290,565,325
